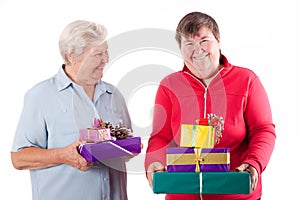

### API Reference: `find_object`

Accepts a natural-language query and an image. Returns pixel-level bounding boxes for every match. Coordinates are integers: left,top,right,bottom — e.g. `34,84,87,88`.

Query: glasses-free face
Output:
75,42,109,86
180,26,221,80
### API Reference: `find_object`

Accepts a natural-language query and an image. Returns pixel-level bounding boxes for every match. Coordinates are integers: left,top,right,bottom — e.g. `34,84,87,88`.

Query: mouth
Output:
192,54,208,60
96,66,105,70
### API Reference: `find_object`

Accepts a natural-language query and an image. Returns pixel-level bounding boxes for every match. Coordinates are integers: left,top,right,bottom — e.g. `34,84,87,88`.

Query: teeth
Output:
193,54,207,60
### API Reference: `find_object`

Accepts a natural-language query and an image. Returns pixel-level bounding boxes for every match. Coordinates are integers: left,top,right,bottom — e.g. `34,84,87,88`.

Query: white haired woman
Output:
11,20,131,200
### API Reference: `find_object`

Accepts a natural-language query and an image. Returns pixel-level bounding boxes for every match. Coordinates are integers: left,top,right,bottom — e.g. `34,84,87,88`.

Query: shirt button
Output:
104,177,108,181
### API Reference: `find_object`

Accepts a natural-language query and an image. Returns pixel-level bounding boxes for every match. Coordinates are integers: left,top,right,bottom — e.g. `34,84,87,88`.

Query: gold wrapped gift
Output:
166,148,230,172
180,124,215,148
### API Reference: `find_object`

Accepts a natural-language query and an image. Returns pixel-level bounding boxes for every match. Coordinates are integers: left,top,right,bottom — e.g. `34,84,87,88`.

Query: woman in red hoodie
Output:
145,11,276,200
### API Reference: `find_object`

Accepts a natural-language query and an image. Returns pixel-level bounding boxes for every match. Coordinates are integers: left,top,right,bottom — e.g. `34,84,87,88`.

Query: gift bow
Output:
194,148,204,172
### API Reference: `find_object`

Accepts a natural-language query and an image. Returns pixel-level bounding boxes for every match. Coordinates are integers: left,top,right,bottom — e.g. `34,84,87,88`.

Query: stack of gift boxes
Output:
78,118,141,162
153,114,250,195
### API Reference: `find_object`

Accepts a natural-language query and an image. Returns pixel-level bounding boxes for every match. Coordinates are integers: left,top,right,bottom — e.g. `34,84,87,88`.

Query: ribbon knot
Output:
194,148,203,172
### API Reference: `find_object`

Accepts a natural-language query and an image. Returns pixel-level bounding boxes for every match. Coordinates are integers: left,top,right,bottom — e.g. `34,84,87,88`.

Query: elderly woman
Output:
145,12,276,200
11,20,131,200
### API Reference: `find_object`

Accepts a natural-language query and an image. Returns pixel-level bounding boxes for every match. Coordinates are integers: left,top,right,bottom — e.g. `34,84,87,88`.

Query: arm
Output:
237,76,276,191
11,140,92,171
145,84,176,186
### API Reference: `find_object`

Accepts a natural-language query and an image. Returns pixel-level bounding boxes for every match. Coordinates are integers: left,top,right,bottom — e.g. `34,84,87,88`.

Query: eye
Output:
95,52,103,57
184,42,194,46
200,40,208,45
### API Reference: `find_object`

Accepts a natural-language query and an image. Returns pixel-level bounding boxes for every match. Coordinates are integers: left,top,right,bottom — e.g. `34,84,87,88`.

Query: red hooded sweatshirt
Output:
145,54,276,200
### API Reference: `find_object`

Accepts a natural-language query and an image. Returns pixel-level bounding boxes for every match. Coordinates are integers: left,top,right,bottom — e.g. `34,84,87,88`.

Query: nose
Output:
194,42,204,54
102,51,109,63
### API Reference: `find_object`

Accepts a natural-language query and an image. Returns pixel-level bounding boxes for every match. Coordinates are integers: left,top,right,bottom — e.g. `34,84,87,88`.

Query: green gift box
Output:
152,172,250,194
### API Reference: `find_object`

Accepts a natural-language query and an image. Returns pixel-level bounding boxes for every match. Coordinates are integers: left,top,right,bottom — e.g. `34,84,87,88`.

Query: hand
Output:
146,162,165,188
59,140,93,171
236,163,258,192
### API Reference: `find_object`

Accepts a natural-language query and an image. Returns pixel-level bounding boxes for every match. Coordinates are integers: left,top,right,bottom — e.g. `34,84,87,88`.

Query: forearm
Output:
145,136,169,168
245,125,276,174
244,77,276,174
11,146,63,170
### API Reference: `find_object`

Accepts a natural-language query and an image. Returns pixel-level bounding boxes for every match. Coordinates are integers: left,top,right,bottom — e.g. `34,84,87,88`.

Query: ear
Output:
66,53,76,64
216,38,221,49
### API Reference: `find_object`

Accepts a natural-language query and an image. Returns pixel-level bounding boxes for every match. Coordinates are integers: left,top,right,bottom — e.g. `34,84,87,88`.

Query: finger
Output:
157,167,165,172
80,140,87,145
87,162,94,168
235,163,249,172
146,172,153,188
248,170,257,191
74,140,84,148
81,163,93,171
250,176,257,191
246,167,258,191
78,155,89,166
153,162,165,172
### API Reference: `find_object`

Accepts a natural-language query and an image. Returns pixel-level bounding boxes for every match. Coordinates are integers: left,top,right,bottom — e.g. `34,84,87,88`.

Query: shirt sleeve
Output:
145,83,175,170
243,76,276,175
11,89,47,152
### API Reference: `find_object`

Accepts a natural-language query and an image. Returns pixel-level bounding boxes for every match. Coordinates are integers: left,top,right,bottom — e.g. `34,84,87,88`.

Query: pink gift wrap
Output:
79,128,111,143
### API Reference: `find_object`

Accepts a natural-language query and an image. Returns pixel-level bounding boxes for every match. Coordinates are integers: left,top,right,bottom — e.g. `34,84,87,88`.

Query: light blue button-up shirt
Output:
11,66,131,200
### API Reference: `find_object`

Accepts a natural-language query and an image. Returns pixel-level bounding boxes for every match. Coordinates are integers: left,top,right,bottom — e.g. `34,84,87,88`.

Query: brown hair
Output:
175,12,220,48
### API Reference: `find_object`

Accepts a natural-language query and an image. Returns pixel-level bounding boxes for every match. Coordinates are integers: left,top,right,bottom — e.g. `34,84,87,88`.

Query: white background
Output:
1,0,299,199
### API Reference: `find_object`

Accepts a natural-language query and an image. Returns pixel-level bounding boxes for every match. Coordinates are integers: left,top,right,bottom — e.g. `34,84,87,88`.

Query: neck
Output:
64,64,95,101
191,64,223,87
64,64,77,83
83,85,95,101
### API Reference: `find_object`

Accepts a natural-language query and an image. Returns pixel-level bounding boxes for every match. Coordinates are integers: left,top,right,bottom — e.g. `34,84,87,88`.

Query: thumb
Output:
146,162,165,188
236,163,249,172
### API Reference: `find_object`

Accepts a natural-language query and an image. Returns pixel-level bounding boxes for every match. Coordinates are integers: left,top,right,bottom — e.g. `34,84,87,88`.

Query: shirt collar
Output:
56,65,113,96
56,65,73,91
95,80,112,95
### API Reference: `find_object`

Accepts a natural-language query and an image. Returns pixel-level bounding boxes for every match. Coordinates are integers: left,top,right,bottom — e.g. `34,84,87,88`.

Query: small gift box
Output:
79,128,111,143
79,118,133,143
152,172,250,194
166,148,230,172
180,124,215,148
180,114,224,148
79,118,112,143
78,136,141,162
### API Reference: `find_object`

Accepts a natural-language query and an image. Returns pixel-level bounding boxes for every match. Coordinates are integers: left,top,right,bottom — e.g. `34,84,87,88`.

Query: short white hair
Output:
59,20,107,64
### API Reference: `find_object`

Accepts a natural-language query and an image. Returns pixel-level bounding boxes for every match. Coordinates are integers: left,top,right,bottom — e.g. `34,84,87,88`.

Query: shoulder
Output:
99,80,127,101
232,66,257,78
160,71,183,85
101,80,120,94
221,54,258,80
24,75,57,100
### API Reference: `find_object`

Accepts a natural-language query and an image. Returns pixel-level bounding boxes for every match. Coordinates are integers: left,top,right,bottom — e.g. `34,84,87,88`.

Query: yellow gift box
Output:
180,124,215,148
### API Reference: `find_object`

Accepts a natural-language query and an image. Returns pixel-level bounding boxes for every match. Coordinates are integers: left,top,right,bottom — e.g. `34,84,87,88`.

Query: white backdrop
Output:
1,0,299,199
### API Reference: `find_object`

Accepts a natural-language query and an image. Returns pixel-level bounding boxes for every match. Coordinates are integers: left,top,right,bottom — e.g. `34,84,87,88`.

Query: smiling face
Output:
180,26,221,80
70,41,109,86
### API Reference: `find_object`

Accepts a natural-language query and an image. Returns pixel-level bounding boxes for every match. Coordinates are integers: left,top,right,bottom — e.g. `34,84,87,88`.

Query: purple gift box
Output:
78,137,141,162
166,147,230,172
